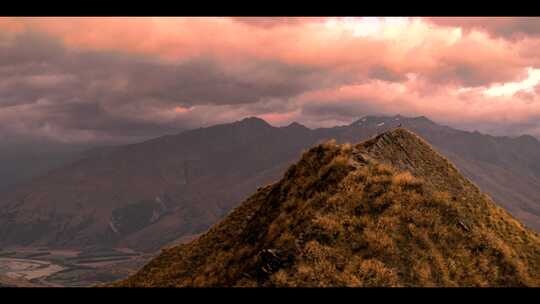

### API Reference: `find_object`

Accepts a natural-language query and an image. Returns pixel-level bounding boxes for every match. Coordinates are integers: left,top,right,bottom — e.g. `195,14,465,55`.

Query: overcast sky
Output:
2,17,540,144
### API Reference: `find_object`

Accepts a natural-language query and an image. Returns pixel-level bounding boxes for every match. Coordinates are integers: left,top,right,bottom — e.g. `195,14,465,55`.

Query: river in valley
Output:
0,257,65,286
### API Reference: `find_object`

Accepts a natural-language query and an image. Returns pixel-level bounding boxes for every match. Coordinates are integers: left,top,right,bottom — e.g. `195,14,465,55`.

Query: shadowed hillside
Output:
0,118,320,251
116,129,540,287
1,115,540,253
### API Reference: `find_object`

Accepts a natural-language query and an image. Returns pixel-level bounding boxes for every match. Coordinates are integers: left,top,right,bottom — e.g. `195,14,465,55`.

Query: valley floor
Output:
0,247,153,287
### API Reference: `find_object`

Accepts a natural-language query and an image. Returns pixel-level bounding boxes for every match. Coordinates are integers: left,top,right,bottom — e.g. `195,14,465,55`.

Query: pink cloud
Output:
2,17,540,139
0,17,533,87
230,17,325,28
296,76,540,132
257,110,302,126
426,17,540,40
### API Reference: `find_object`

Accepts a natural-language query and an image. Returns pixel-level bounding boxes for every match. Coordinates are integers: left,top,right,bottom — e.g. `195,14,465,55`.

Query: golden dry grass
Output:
113,129,540,287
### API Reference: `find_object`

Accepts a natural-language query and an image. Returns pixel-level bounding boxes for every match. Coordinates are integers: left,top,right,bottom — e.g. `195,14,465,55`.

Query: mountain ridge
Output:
1,115,540,252
115,128,540,287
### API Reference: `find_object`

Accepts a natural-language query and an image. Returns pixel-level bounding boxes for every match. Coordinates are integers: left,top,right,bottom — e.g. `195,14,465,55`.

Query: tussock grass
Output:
114,129,540,287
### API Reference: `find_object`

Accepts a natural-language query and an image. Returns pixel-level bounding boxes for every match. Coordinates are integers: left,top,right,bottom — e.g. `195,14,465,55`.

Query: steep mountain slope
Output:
319,115,540,231
367,116,540,232
1,115,540,252
0,118,321,251
116,129,540,287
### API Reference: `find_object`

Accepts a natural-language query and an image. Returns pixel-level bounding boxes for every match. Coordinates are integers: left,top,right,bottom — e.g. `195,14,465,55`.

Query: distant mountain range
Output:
1,115,540,251
115,129,540,287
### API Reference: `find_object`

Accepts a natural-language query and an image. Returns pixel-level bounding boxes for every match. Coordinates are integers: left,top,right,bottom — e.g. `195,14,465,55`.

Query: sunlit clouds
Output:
1,17,540,143
484,68,540,97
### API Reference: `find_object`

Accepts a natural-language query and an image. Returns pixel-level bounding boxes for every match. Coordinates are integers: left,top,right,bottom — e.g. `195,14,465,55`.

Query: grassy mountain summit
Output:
3,115,540,253
115,129,540,287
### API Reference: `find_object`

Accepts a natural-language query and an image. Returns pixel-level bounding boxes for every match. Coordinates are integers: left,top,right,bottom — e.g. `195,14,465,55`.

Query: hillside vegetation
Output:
3,115,540,253
115,129,540,287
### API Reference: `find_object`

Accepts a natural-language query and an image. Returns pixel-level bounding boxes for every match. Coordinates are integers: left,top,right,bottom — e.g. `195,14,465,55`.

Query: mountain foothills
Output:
115,129,540,287
1,115,540,253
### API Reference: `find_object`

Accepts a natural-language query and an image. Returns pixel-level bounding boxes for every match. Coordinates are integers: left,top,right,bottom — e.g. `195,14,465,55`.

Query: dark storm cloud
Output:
119,59,319,106
368,66,407,83
2,21,540,145
425,61,525,88
0,31,66,66
301,99,381,122
427,17,540,40
0,31,333,143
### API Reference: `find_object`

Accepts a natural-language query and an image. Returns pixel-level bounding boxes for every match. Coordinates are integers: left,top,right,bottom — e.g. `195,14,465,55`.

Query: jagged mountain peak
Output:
115,128,540,287
237,116,273,128
284,121,309,130
4,113,540,255
287,121,304,127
